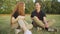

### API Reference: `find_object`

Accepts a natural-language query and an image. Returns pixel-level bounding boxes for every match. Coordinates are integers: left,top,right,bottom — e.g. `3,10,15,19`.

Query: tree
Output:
0,0,60,14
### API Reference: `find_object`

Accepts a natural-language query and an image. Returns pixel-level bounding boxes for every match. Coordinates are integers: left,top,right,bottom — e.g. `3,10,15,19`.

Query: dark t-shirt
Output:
31,10,46,21
31,10,46,27
12,11,20,29
12,11,19,19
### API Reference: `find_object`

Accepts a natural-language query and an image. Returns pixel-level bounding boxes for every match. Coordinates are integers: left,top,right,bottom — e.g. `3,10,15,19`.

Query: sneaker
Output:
37,27,42,31
15,29,22,34
47,28,57,32
24,30,32,34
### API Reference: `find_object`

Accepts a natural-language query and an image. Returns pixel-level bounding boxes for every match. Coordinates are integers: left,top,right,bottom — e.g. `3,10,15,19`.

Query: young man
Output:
31,2,57,32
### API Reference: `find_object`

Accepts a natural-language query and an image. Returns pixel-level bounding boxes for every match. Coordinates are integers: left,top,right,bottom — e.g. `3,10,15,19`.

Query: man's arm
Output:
43,17,48,28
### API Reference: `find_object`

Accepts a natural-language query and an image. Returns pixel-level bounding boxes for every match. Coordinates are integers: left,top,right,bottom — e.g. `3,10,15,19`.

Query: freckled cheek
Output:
24,7,25,10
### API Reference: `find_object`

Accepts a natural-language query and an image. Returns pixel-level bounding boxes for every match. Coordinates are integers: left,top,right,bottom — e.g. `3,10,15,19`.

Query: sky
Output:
58,0,60,2
33,0,60,2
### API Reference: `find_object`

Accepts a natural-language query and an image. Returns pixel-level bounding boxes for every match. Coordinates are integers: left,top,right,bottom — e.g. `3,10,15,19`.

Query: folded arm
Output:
43,17,48,27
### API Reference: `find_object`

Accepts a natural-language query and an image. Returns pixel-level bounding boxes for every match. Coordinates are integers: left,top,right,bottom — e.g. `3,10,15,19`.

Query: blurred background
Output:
0,0,60,14
0,0,60,34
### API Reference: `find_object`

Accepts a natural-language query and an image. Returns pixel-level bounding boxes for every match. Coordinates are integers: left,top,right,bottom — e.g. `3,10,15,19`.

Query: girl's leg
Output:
15,29,22,34
24,20,33,30
18,19,32,34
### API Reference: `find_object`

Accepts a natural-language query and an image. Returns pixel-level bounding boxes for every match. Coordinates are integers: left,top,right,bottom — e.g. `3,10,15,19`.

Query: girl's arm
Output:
11,17,19,24
11,16,25,24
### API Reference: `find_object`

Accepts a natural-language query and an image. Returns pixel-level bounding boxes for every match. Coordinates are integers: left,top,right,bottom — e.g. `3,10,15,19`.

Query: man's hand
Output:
45,23,48,28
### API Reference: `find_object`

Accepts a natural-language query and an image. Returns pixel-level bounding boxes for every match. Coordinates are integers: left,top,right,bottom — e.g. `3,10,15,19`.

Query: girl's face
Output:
35,2,41,10
23,4,25,11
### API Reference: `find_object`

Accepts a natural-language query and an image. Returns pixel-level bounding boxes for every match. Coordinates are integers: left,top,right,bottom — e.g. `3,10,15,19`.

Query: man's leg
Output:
46,20,57,32
33,16,45,28
33,16,55,27
33,16,57,32
47,19,55,27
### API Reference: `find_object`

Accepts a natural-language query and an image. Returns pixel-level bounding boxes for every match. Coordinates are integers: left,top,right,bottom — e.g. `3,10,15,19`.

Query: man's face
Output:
35,3,41,10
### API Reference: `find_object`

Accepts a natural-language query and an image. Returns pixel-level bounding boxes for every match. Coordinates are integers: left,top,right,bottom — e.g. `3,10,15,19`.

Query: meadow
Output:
0,14,60,34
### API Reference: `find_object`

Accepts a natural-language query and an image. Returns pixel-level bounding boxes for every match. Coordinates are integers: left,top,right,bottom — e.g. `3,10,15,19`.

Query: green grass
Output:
0,14,60,34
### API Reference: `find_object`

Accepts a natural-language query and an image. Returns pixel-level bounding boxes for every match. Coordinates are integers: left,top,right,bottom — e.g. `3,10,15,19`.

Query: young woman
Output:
11,2,33,34
31,2,57,32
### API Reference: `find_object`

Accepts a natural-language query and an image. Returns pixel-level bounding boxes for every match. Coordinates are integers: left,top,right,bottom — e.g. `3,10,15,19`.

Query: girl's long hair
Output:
12,2,25,16
11,2,25,27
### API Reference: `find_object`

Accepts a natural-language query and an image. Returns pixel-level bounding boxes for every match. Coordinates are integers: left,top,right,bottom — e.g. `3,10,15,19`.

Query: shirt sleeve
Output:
31,12,35,18
42,11,46,17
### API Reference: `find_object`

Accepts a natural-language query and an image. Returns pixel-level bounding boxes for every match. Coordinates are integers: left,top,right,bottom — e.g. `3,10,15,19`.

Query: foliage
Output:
0,0,60,14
